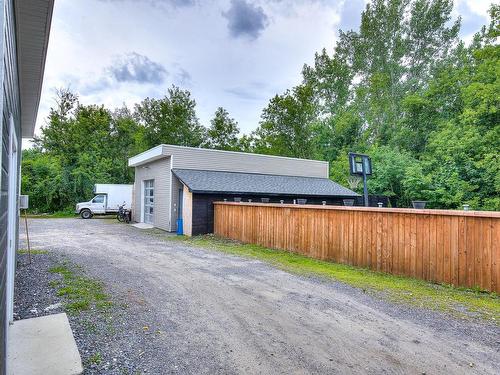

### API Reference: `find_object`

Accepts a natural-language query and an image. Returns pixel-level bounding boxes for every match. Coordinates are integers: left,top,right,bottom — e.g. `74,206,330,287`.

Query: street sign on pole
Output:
348,153,372,207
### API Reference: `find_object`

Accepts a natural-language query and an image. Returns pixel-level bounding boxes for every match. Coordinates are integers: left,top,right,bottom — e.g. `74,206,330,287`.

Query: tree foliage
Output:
249,1,498,209
204,107,241,151
24,86,247,212
23,1,499,212
252,85,318,158
25,90,144,211
134,85,206,148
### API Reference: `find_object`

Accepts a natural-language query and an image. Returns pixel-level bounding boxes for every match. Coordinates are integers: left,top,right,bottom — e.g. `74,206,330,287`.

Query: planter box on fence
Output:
412,200,427,209
343,199,355,206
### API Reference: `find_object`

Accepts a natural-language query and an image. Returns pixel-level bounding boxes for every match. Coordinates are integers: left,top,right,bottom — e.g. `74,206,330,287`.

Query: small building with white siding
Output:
128,144,359,236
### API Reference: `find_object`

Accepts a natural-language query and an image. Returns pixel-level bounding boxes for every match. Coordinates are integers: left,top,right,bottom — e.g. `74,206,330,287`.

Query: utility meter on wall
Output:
19,195,29,210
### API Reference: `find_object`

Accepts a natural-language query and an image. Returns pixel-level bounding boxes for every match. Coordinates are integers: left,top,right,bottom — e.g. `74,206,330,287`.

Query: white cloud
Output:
454,0,490,43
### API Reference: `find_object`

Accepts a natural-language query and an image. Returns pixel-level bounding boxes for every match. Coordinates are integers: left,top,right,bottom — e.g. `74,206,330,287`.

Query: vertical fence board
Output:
404,214,411,276
443,216,452,285
436,215,444,283
450,217,459,286
392,214,399,274
474,217,482,290
466,217,475,288
423,215,431,281
458,216,467,286
482,218,492,291
416,215,424,279
429,215,436,282
492,218,500,293
397,214,405,276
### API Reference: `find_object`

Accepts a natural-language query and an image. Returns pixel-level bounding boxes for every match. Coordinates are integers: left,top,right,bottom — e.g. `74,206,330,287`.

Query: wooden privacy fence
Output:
214,202,500,293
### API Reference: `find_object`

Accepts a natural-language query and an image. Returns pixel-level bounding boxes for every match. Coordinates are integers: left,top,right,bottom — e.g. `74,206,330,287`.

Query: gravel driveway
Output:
18,218,499,374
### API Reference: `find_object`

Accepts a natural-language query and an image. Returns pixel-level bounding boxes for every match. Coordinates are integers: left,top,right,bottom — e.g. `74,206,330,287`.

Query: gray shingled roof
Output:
172,169,359,197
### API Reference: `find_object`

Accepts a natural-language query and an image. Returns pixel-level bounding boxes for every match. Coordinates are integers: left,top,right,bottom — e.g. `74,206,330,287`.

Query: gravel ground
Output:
16,218,500,374
14,250,146,374
14,251,65,320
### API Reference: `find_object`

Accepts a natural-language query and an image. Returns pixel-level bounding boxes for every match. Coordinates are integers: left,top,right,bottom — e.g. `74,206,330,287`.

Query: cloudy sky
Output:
32,0,492,144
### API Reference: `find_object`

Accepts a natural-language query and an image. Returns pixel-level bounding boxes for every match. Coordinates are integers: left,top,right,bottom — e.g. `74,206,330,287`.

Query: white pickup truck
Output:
75,184,133,219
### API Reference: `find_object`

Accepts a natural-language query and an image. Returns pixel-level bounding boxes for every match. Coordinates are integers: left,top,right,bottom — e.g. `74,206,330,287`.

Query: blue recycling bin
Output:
176,218,183,235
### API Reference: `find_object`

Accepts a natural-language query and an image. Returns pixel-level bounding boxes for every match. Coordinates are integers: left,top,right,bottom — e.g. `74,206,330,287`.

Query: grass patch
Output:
165,234,500,322
26,211,75,219
87,352,102,366
17,248,48,255
49,262,112,314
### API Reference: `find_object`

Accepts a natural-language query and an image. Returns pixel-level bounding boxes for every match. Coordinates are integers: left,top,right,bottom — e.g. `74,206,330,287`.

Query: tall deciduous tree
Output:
304,0,460,146
252,84,318,159
204,107,241,151
30,90,145,211
134,85,206,148
416,10,500,210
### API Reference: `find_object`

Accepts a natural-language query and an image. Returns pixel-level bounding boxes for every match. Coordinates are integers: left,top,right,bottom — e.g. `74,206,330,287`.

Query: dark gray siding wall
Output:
0,0,21,372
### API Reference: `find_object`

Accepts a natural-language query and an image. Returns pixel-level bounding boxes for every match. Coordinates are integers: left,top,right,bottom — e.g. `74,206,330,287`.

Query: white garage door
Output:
144,179,154,224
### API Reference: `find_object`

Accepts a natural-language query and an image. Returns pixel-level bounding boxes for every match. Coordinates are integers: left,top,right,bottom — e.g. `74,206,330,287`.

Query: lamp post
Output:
348,152,372,207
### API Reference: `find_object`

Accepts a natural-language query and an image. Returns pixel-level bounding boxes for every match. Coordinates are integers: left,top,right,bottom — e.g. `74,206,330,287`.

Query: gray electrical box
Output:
19,195,29,209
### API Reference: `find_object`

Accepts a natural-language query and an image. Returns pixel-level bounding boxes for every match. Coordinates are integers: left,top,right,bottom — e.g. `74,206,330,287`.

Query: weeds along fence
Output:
214,202,500,293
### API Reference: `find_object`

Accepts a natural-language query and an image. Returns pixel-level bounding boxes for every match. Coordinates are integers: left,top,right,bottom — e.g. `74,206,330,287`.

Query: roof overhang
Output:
128,145,167,167
15,0,54,138
172,168,360,197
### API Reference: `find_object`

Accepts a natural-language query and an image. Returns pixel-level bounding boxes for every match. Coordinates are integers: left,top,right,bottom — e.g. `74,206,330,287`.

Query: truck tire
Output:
80,209,93,219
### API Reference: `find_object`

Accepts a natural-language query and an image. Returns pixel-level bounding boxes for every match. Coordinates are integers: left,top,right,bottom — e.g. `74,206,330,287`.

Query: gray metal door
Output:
144,179,154,224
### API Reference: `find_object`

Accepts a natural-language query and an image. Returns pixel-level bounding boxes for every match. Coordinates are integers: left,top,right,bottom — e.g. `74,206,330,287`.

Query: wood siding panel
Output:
214,203,500,293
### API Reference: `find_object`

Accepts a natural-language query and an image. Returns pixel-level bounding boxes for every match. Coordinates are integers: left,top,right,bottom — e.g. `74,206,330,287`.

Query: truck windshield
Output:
92,195,104,203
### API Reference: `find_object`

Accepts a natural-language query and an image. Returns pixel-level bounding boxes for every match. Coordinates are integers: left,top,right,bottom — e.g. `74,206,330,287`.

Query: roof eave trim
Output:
16,0,55,138
189,190,360,197
128,145,166,167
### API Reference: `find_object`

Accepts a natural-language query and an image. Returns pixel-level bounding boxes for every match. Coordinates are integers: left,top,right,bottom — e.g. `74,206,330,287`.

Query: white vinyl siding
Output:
133,157,171,231
164,145,328,178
